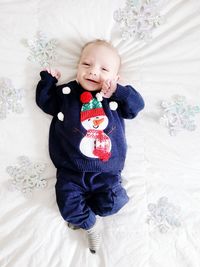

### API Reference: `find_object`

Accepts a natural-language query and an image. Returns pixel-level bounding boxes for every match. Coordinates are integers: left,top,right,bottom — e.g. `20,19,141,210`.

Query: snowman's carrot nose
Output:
93,118,104,126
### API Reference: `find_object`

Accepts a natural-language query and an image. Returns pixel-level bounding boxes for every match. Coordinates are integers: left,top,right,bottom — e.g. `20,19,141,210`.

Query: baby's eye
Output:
82,62,90,66
102,67,109,72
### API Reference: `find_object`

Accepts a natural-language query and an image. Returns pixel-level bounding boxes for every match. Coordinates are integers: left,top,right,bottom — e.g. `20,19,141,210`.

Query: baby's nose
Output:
89,67,98,76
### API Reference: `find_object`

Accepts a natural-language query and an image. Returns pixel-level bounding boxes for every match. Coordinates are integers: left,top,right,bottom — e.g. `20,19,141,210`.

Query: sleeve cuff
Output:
40,71,58,84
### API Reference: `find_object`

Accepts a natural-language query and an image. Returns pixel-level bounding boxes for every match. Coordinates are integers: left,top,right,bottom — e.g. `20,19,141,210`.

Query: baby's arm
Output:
36,70,60,116
110,85,145,119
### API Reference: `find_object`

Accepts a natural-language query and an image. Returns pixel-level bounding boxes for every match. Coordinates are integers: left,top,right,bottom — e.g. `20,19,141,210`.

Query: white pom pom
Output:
57,112,64,121
62,87,71,94
96,92,103,102
109,101,118,110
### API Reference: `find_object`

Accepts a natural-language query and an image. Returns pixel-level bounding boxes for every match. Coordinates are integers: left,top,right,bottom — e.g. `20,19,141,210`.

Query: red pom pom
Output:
80,92,93,103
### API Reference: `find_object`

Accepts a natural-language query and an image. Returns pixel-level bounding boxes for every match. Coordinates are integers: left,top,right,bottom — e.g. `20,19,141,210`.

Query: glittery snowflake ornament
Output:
160,95,200,136
7,156,47,195
0,78,23,119
147,196,181,233
114,0,165,41
25,32,57,67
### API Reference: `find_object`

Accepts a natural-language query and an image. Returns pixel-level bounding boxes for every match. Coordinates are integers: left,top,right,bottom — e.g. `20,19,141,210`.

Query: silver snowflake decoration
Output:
113,0,165,41
0,78,23,119
160,95,200,136
25,32,57,67
6,156,47,195
146,196,181,233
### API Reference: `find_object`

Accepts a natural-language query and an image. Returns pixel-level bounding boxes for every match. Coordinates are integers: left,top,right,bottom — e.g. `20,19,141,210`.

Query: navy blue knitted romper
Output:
36,71,144,230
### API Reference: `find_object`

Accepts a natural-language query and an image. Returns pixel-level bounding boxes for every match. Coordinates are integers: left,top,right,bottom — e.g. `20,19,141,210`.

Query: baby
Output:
36,39,145,253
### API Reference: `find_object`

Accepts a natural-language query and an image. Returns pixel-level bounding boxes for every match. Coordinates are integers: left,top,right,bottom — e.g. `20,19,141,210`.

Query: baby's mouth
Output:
86,78,99,84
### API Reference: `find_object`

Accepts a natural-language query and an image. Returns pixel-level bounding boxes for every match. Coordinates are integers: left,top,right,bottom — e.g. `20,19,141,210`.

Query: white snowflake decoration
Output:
0,78,23,119
7,156,47,195
114,0,165,41
147,196,181,233
160,95,200,136
25,32,57,67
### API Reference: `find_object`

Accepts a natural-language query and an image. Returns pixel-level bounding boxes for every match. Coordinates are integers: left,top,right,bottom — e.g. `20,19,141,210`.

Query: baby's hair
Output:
82,39,115,51
81,39,121,66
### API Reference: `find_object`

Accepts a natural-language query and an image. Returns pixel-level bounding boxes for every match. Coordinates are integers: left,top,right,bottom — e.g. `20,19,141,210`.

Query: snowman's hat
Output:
80,92,105,122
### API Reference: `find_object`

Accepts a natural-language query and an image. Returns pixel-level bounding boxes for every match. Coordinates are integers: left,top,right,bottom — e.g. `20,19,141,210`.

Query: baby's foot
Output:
67,222,80,230
87,221,101,254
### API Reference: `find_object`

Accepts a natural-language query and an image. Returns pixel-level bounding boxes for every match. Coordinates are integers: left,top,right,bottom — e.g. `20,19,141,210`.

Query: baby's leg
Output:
88,171,129,217
55,169,96,230
55,168,101,253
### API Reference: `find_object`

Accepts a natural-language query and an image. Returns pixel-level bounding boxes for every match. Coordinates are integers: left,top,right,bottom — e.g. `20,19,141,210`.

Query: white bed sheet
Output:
1,0,200,266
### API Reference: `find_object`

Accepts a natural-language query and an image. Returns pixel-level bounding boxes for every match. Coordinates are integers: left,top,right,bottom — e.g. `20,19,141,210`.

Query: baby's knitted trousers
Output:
55,168,129,230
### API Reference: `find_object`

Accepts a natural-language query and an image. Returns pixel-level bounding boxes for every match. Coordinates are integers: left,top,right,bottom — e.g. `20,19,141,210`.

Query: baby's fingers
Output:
44,67,51,73
102,79,111,90
54,69,61,79
110,80,117,90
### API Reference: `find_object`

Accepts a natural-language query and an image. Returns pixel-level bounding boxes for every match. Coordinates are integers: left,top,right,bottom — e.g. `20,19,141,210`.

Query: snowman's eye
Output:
96,116,99,119
88,119,91,121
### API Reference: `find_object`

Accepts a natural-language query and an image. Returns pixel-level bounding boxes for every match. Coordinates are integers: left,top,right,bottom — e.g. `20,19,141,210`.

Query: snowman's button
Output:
109,101,118,110
62,87,71,94
57,112,64,121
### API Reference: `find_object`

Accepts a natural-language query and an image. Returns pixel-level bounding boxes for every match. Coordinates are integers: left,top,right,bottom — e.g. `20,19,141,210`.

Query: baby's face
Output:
77,43,120,91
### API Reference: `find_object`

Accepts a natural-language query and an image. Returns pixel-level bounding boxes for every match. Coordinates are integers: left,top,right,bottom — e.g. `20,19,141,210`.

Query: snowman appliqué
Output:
79,92,112,161
58,88,118,162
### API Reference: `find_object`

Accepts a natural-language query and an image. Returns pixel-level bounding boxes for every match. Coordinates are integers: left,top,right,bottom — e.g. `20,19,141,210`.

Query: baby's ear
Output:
115,74,120,82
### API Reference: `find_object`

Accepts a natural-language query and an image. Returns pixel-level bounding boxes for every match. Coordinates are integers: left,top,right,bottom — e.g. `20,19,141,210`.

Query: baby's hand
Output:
45,67,61,80
101,79,117,98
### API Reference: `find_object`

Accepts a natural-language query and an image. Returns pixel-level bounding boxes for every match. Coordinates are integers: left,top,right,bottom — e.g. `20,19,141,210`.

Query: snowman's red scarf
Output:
86,129,111,161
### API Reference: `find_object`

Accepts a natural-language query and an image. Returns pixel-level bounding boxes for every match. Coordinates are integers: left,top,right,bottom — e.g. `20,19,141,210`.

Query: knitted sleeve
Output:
111,84,145,119
36,71,59,116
